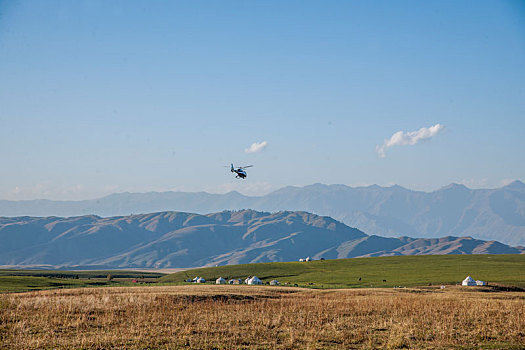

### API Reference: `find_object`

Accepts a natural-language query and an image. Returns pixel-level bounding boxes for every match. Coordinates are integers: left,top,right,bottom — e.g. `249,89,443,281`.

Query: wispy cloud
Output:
376,124,444,157
3,183,120,201
245,141,268,153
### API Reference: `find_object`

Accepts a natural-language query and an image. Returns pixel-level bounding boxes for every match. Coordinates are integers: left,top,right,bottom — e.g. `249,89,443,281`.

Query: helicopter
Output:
228,163,253,179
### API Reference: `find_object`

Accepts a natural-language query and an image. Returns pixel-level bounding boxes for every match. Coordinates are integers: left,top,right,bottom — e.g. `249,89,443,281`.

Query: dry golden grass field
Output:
1,285,524,349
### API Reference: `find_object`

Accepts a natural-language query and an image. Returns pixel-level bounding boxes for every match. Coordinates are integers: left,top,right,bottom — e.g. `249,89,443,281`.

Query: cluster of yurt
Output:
462,276,487,286
189,275,281,286
299,256,313,262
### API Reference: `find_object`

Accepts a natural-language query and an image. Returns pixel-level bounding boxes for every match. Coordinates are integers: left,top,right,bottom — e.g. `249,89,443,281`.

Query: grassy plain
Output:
161,254,525,288
0,270,164,293
1,285,524,349
1,255,524,293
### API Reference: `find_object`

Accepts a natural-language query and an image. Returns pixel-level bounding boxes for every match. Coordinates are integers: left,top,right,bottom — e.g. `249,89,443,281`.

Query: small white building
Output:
247,276,263,285
462,276,477,286
216,277,226,284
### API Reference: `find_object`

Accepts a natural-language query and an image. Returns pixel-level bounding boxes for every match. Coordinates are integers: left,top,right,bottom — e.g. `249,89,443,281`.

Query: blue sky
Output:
1,0,524,200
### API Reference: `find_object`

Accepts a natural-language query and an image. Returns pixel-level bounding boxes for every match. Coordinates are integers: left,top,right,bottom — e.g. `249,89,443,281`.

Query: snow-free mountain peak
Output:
438,183,469,191
1,181,524,246
504,180,525,191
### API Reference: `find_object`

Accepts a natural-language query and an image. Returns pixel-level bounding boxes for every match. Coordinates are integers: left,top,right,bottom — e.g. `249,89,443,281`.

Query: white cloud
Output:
376,123,444,157
245,141,268,153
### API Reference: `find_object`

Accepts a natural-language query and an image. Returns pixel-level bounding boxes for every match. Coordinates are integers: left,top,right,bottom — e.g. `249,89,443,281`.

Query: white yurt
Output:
476,280,487,286
305,256,312,262
462,276,477,286
270,280,280,286
245,277,251,284
299,258,304,262
216,277,226,284
195,277,206,283
192,276,200,282
247,276,263,285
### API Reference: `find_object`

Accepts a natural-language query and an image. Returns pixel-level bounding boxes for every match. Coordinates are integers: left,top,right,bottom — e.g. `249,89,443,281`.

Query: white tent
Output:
270,280,280,286
476,280,487,286
216,277,226,284
195,277,206,283
462,276,477,286
247,276,263,285
305,256,312,261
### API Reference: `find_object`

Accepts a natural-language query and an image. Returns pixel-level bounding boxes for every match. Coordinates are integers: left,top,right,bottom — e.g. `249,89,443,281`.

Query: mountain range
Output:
1,180,524,246
1,210,523,269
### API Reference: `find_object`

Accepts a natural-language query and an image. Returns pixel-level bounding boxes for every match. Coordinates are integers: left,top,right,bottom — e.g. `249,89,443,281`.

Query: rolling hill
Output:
1,180,524,246
1,210,523,269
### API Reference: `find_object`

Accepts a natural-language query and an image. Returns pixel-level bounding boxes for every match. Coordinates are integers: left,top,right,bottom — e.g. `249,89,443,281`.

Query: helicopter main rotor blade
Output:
239,165,253,169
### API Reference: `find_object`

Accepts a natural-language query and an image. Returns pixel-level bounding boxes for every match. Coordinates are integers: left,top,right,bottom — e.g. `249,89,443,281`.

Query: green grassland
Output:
160,254,525,288
2,255,524,292
0,269,164,279
0,270,165,293
0,276,109,292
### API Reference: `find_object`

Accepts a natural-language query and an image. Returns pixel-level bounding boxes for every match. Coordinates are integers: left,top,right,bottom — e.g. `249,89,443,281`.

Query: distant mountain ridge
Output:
0,210,523,269
1,180,524,246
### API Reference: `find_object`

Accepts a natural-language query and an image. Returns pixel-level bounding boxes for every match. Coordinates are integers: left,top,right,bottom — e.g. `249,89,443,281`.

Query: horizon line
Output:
1,179,523,202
